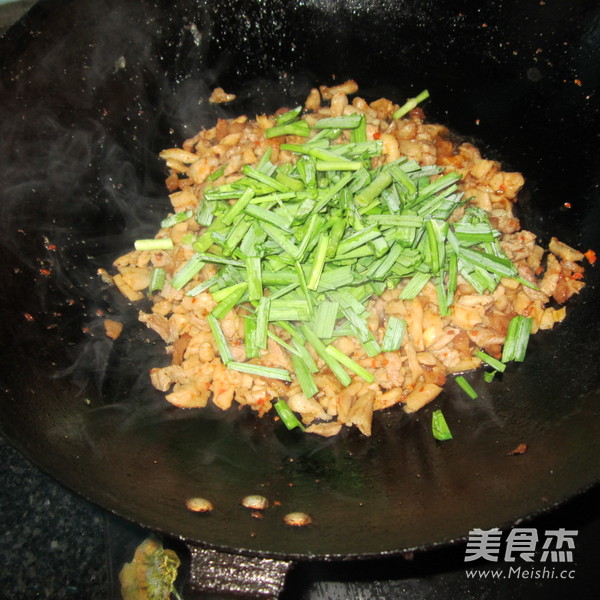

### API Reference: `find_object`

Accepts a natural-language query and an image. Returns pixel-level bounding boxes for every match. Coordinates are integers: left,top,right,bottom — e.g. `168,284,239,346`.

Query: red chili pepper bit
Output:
24,313,34,322
508,443,529,456
584,249,596,265
522,305,534,317
373,131,382,140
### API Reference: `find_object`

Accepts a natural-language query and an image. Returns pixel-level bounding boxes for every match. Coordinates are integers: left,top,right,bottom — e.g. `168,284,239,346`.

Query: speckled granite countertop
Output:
0,434,110,599
2,429,600,600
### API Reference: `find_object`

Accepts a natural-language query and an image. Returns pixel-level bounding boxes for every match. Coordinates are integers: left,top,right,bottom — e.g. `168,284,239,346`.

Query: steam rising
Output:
0,0,328,422
0,0,498,432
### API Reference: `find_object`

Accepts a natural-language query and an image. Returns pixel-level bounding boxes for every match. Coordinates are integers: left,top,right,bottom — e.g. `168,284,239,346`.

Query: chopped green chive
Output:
195,253,244,268
265,120,311,138
381,316,406,352
160,210,193,229
313,114,364,129
148,95,536,420
393,89,430,120
170,254,205,290
255,146,273,172
325,344,375,383
483,370,497,383
246,255,263,303
275,106,303,125
315,160,363,171
244,204,292,232
261,222,300,259
274,399,306,431
301,325,352,387
134,238,173,251
207,164,226,181
227,361,292,381
350,114,367,143
211,282,248,319
222,219,252,256
268,282,300,300
354,171,393,206
294,261,314,316
267,330,301,357
475,350,506,373
276,169,305,191
148,267,166,293
335,226,381,256
310,300,339,339
502,315,533,363
399,272,430,299
186,275,219,297
269,299,312,322
243,315,259,359
181,233,197,245
211,281,247,303
459,246,518,278
221,188,255,226
447,252,458,305
455,375,478,399
292,339,318,373
326,217,346,258
207,314,233,364
290,353,319,399
242,165,289,192
254,297,271,350
432,409,453,441
307,234,329,291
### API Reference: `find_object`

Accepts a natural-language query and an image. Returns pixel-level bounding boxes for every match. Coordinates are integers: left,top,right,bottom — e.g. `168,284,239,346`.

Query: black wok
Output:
1,0,599,594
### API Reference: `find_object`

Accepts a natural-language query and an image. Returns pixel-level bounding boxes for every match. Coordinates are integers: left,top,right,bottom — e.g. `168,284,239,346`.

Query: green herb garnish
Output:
475,350,506,373
274,399,306,431
381,316,406,352
148,267,166,293
393,89,430,120
148,101,532,424
134,238,173,251
160,210,193,229
432,409,453,441
502,315,533,363
455,375,478,399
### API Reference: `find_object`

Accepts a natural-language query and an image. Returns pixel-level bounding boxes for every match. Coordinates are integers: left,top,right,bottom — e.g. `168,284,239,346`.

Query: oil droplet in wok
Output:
185,497,214,513
283,512,312,527
241,495,269,511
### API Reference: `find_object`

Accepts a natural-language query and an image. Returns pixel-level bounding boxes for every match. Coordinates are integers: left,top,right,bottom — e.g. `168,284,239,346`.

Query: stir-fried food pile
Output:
111,81,590,437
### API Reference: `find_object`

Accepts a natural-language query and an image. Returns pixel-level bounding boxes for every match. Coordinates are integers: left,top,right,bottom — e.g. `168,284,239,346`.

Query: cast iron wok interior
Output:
0,0,598,559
